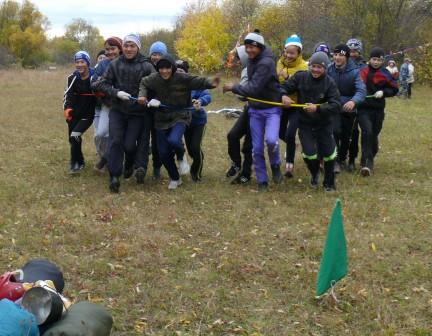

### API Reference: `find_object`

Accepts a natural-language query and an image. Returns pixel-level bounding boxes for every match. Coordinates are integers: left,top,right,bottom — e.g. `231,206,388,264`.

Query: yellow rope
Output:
246,96,321,107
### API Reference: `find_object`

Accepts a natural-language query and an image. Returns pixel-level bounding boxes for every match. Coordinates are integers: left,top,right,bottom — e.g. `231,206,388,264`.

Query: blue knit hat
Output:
74,51,91,66
285,34,302,50
149,41,168,56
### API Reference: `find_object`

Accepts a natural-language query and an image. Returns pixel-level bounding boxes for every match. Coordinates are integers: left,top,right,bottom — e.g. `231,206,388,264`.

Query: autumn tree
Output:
0,0,48,66
64,18,104,61
175,5,231,72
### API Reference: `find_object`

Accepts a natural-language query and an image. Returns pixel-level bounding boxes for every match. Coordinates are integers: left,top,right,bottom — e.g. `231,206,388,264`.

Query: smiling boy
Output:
281,52,341,191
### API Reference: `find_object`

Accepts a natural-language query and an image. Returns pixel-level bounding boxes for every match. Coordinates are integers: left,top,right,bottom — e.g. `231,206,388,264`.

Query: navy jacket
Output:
327,59,366,108
232,47,281,109
191,89,211,126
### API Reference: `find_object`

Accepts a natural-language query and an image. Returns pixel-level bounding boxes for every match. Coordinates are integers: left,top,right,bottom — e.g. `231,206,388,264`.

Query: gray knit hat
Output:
309,51,330,68
244,30,265,49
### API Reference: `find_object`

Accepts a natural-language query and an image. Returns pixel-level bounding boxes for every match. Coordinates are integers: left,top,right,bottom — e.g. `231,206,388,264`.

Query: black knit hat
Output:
333,44,350,58
370,47,385,59
156,54,177,73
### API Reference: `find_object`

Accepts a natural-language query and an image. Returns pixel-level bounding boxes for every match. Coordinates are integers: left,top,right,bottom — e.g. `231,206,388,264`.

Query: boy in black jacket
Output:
282,52,341,191
63,51,96,174
358,47,398,176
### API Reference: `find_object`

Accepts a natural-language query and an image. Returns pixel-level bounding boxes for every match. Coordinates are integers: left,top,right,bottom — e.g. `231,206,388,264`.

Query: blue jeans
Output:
156,122,187,181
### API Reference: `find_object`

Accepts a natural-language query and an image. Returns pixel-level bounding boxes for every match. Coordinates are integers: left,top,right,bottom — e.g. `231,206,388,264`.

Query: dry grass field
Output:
0,68,431,335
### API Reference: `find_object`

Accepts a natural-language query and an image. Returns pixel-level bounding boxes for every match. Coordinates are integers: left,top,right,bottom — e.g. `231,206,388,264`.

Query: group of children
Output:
63,31,399,193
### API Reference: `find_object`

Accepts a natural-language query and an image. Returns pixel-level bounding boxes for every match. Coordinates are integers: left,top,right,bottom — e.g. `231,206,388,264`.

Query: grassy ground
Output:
0,69,431,335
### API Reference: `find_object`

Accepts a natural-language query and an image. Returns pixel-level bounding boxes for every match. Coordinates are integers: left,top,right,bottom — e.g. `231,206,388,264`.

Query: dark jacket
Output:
91,58,113,107
281,71,341,126
92,53,155,115
358,65,399,111
63,70,96,120
139,55,215,130
191,89,211,126
327,58,366,108
232,47,281,109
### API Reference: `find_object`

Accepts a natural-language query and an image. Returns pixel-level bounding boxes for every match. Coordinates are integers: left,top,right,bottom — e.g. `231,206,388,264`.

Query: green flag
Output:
316,199,348,296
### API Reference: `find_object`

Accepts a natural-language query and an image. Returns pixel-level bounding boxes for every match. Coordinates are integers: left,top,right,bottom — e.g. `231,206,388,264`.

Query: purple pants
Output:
249,107,281,183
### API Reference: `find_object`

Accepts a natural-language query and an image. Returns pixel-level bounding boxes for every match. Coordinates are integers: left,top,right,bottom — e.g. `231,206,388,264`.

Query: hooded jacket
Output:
232,47,281,109
63,70,96,119
327,58,366,109
276,54,308,103
281,71,341,126
139,55,215,129
92,53,155,115
358,65,399,110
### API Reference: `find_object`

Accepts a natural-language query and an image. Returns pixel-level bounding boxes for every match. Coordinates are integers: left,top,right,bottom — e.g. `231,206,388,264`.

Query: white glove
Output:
147,99,161,108
117,91,131,101
374,90,384,99
192,99,201,111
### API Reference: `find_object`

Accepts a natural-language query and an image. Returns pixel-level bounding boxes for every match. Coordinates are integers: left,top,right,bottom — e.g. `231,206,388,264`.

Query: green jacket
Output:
139,72,214,129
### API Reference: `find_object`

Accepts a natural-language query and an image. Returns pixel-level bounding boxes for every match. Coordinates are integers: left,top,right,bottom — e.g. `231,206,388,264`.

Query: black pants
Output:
68,117,93,164
134,112,153,173
299,123,336,187
150,125,162,170
408,83,413,98
333,112,359,163
185,123,206,179
358,109,385,167
108,109,150,177
227,106,252,177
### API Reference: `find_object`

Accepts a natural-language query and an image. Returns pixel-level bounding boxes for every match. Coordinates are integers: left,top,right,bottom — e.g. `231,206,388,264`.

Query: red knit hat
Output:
105,36,123,53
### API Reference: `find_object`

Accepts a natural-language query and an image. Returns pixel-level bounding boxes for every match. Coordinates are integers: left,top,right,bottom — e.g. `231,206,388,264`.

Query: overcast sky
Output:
28,0,190,38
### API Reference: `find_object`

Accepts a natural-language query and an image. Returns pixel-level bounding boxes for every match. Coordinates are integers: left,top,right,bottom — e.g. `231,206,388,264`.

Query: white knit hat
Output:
244,30,265,49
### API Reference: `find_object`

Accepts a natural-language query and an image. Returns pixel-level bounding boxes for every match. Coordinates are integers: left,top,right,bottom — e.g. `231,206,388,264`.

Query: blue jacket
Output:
190,89,211,126
327,59,366,108
232,47,281,109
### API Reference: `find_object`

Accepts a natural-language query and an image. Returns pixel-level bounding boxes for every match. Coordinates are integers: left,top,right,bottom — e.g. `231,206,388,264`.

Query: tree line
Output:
0,0,431,82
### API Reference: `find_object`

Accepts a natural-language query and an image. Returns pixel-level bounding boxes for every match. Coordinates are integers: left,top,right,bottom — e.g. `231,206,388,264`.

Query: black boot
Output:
109,176,120,193
135,167,146,184
304,158,320,188
323,160,336,192
271,164,283,184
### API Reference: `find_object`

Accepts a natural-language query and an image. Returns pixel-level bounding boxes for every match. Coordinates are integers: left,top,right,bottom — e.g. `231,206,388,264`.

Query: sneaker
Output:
135,167,146,184
94,157,107,173
257,182,269,192
153,167,161,180
226,164,240,178
123,165,134,179
109,176,120,193
346,161,356,173
78,162,85,171
178,158,190,175
168,178,182,190
310,172,319,189
231,174,251,185
271,164,283,184
360,166,371,177
323,184,336,192
284,163,294,178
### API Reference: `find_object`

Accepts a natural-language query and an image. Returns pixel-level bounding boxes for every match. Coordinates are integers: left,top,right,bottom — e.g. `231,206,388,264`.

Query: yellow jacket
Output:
276,56,308,103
